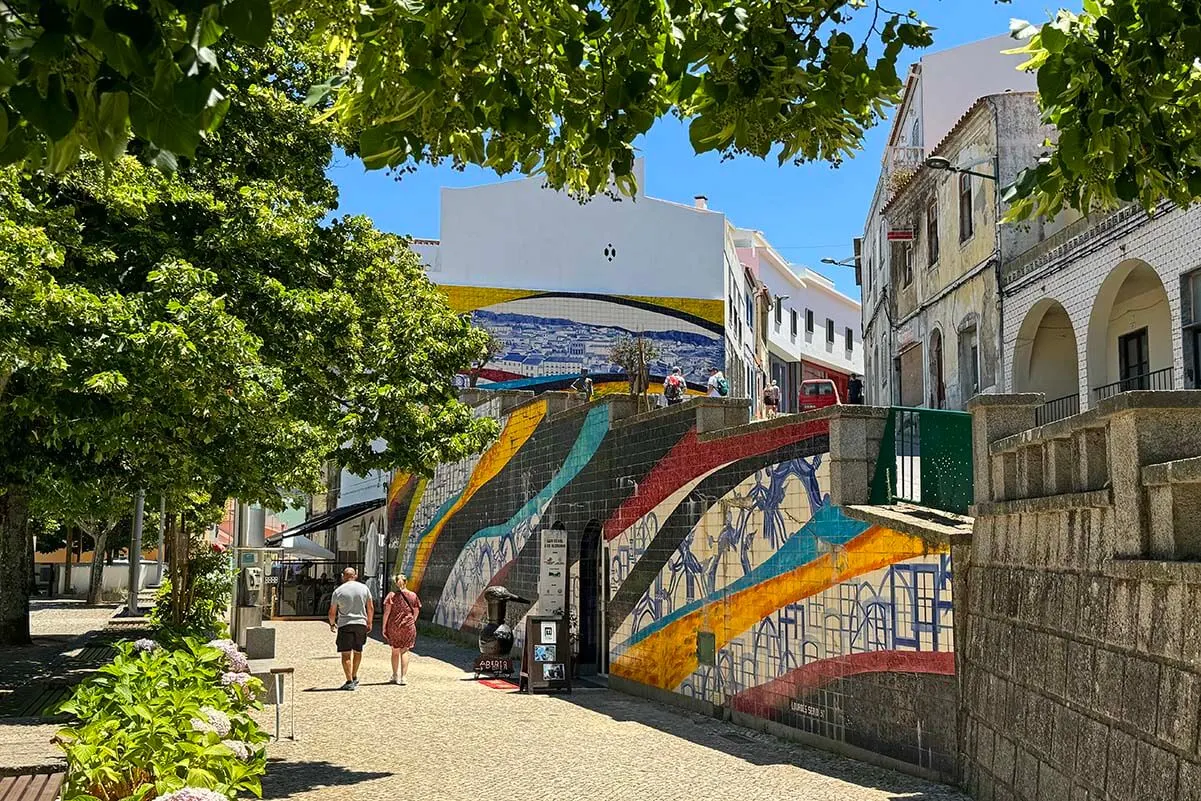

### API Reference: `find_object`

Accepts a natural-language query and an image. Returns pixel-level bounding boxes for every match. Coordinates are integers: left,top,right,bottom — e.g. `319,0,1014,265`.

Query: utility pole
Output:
155,496,166,582
126,490,145,616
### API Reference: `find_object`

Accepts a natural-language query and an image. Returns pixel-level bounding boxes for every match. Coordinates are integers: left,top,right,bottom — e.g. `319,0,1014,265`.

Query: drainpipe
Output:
992,102,1005,397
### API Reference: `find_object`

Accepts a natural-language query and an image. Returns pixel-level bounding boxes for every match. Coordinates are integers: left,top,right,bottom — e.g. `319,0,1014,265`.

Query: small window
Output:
826,319,835,344
846,327,854,351
806,309,814,333
959,173,973,242
926,197,940,265
775,297,782,325
790,309,798,337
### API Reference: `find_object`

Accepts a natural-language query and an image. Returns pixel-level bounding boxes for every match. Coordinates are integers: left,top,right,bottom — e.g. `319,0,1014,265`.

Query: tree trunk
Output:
87,526,110,605
0,486,32,645
62,527,74,595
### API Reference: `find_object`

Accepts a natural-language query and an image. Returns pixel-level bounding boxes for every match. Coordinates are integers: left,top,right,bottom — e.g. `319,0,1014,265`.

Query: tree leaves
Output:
223,0,274,47
1004,1,1201,220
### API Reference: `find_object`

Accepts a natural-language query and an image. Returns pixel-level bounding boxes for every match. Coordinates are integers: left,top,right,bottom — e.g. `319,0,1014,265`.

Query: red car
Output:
799,378,841,411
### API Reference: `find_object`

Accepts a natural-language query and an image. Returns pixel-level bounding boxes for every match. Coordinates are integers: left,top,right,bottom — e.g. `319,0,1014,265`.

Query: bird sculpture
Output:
478,585,530,657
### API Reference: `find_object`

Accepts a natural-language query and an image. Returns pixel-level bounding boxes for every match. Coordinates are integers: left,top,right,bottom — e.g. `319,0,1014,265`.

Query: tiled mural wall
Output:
387,394,957,775
439,286,725,395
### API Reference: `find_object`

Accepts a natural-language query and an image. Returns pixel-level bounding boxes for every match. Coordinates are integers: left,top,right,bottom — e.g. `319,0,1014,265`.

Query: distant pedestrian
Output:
707,367,729,398
763,380,781,417
383,574,421,685
328,567,373,690
663,367,686,405
571,368,594,402
848,374,864,405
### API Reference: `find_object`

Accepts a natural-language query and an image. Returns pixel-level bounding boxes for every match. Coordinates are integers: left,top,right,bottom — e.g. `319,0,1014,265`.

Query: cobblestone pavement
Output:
0,600,117,770
258,621,967,801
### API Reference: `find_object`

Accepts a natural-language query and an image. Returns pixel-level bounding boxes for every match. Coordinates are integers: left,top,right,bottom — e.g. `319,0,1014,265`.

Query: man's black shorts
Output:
336,624,368,653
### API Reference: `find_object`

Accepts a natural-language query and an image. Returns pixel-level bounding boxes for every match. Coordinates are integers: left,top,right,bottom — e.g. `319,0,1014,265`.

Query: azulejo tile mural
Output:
385,395,956,774
439,286,725,393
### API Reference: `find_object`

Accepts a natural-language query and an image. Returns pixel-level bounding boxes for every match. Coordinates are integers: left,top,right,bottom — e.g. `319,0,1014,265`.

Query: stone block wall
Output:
960,391,1201,801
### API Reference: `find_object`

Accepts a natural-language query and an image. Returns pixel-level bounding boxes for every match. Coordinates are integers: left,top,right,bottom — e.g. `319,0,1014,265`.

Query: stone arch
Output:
1013,298,1079,398
1086,260,1173,402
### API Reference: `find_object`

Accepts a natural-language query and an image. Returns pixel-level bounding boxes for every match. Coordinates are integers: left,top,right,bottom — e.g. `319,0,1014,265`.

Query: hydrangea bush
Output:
56,638,268,801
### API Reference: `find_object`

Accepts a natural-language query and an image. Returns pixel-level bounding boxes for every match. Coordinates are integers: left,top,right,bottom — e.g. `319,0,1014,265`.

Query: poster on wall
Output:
537,527,568,615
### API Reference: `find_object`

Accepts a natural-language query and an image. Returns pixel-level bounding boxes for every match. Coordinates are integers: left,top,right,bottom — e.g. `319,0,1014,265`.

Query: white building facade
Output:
734,228,863,410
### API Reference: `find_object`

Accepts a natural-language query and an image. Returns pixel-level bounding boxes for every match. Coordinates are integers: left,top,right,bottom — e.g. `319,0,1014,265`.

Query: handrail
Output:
1035,393,1080,427
1093,367,1174,402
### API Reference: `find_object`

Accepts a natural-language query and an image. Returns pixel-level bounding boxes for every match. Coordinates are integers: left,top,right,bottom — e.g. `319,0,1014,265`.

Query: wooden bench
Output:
0,771,65,801
0,685,70,720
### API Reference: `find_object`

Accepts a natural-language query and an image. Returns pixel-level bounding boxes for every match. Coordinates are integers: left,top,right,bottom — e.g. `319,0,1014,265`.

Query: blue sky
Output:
327,0,1058,301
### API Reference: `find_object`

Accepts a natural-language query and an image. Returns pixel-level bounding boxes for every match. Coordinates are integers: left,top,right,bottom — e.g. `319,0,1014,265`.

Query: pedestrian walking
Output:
328,567,373,690
382,573,421,685
848,373,864,405
571,368,594,402
707,367,729,397
763,380,780,417
663,367,686,405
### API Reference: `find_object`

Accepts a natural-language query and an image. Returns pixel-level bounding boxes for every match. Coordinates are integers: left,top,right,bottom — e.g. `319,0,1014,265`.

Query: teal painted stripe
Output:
401,491,462,575
623,504,868,648
461,405,610,549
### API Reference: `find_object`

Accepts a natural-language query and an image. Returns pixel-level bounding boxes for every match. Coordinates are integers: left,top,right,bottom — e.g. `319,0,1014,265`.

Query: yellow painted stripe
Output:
618,295,724,327
410,400,547,590
439,285,540,314
400,478,427,539
387,472,412,507
610,527,946,689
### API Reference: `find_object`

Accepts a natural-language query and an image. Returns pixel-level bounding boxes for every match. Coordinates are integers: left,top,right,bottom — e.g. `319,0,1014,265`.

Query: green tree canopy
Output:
0,28,497,645
3,0,1198,214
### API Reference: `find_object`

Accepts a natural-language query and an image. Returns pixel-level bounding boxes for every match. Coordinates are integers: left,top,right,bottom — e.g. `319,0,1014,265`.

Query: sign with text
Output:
537,528,568,616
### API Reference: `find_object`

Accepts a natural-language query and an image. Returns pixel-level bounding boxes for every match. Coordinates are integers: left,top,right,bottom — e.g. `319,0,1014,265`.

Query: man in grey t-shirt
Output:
328,567,374,690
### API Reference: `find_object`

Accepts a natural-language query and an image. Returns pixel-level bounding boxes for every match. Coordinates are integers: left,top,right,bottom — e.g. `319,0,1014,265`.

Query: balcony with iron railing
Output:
1093,366,1175,402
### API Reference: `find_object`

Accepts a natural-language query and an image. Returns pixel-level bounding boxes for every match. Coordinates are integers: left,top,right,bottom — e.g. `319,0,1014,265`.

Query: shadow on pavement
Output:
400,636,965,801
260,760,393,799
548,691,962,800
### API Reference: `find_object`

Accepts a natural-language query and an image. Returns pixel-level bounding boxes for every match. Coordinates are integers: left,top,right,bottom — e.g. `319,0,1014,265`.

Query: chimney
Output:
694,195,708,210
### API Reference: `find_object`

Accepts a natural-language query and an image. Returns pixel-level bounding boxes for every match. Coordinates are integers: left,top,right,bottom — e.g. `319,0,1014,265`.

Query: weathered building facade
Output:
858,35,1037,407
877,92,1048,411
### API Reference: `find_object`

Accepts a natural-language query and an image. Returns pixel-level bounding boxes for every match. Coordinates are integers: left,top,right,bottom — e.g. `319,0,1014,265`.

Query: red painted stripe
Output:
730,650,955,718
460,368,524,382
603,419,828,541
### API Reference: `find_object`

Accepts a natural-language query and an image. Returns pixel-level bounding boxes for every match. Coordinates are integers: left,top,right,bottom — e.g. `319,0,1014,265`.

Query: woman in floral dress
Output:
382,574,421,685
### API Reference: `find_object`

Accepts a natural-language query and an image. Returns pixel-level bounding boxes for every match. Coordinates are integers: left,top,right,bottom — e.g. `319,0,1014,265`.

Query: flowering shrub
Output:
152,789,228,801
149,542,235,641
56,638,268,801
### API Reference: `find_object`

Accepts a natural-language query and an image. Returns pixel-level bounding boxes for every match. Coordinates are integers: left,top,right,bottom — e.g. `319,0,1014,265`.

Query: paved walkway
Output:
0,600,118,771
259,621,967,801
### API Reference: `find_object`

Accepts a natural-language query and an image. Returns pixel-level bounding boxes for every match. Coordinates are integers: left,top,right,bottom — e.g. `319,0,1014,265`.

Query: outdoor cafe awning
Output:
276,534,336,561
263,498,385,547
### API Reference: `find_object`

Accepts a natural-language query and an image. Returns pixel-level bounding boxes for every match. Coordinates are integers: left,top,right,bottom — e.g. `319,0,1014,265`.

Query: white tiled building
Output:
1001,203,1201,423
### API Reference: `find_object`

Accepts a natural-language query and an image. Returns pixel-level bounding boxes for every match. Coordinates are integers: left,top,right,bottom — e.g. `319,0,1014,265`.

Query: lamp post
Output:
820,257,857,268
923,155,998,182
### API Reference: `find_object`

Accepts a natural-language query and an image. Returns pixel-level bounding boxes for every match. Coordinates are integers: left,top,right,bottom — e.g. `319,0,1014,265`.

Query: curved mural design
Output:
386,395,957,775
440,286,724,392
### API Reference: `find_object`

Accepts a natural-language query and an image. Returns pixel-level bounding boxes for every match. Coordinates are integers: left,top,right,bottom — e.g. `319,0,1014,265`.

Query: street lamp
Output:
820,257,856,268
924,155,997,182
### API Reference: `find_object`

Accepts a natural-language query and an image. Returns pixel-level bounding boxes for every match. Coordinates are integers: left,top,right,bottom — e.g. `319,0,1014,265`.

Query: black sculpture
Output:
478,585,529,657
